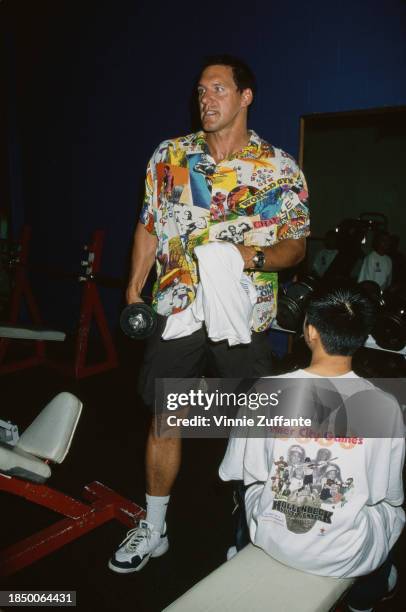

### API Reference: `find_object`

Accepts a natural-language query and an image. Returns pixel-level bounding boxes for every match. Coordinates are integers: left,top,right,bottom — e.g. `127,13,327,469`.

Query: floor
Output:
1,338,406,612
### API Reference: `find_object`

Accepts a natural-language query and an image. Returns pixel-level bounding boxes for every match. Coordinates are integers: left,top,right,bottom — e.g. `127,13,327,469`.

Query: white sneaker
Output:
108,520,169,573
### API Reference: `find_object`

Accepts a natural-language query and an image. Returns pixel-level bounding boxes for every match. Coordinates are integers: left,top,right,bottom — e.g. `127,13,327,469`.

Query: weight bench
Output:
0,324,66,342
0,392,144,576
163,543,354,612
0,323,66,375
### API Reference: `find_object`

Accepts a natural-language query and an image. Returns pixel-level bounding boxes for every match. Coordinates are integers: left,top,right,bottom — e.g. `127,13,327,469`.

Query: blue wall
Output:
3,0,406,328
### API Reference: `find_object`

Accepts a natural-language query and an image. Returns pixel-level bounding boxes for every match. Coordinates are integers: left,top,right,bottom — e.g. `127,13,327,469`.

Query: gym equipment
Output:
163,542,354,612
0,226,118,378
120,302,157,340
372,294,406,351
356,282,406,352
358,211,388,233
52,229,119,378
276,276,318,332
358,280,385,308
275,275,406,358
0,392,144,577
0,226,64,374
0,418,19,445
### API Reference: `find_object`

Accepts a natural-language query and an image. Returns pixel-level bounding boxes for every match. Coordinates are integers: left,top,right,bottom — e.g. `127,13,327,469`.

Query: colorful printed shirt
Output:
140,130,310,332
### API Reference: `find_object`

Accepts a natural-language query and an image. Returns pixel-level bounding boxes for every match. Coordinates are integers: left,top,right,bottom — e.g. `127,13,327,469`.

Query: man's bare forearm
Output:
126,222,158,304
236,237,306,272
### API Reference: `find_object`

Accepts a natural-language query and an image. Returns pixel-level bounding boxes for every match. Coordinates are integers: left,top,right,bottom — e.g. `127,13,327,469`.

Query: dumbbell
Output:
372,295,406,352
358,280,385,308
120,302,157,340
276,276,319,332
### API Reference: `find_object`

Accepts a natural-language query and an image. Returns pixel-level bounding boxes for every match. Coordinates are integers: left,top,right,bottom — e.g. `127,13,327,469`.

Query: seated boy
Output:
220,283,405,612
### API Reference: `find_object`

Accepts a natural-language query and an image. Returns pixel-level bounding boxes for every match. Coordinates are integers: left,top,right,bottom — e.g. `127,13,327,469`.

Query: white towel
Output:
162,242,257,346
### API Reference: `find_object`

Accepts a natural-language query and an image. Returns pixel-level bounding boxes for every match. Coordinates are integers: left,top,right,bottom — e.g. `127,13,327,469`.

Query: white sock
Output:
145,493,170,533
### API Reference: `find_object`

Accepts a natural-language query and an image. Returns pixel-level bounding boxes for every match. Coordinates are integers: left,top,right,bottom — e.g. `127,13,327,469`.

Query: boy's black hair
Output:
200,54,257,96
305,283,376,356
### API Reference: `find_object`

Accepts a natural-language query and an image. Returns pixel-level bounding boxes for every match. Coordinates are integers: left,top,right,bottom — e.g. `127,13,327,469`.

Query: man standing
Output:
108,55,309,573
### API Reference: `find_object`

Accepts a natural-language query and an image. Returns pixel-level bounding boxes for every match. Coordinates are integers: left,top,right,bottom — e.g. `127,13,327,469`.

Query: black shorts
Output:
138,315,273,410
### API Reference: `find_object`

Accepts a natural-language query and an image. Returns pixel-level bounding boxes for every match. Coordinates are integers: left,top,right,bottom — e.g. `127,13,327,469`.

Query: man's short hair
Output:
305,283,376,356
200,54,256,96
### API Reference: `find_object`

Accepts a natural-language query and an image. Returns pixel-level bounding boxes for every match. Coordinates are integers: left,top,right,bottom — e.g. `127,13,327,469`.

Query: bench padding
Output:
163,543,354,612
0,324,66,341
16,392,82,463
0,445,51,482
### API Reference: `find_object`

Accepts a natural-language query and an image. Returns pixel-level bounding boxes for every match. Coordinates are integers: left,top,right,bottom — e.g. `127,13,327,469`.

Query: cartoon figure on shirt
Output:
211,192,227,221
169,277,194,312
299,457,316,493
216,222,251,245
290,465,304,490
319,464,342,491
264,228,276,246
175,205,207,248
271,446,355,534
293,455,336,494
280,190,298,215
162,165,174,198
330,480,342,504
280,159,295,177
313,449,333,483
342,477,354,494
274,456,289,480
291,174,308,203
271,476,279,493
216,229,229,241
194,157,216,190
227,185,258,215
287,444,306,477
169,185,184,206
280,479,292,498
236,223,251,244
320,479,335,502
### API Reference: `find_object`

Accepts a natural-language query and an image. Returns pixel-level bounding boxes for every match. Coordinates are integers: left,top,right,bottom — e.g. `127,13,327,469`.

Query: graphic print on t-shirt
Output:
270,444,355,534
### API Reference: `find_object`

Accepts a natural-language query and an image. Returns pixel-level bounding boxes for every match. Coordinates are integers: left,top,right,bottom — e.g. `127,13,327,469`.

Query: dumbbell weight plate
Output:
358,280,385,308
285,278,317,303
276,296,304,332
372,299,406,352
120,302,157,340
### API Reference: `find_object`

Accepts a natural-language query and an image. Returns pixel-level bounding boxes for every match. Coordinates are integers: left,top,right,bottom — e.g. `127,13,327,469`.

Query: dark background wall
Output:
302,109,406,265
2,0,406,330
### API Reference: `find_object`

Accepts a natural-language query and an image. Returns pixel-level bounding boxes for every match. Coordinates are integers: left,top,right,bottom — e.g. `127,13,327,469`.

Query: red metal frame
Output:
0,226,46,374
49,230,119,378
0,227,119,379
0,474,145,577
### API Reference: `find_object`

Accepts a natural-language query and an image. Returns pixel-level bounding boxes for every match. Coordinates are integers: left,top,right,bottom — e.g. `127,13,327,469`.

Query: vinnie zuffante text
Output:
164,389,311,429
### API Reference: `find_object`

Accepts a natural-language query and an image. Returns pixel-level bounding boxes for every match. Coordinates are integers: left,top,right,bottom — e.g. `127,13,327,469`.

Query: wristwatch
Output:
252,248,265,269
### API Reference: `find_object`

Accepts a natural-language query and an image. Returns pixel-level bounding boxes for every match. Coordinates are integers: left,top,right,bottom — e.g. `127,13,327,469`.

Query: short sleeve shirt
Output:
140,130,310,332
